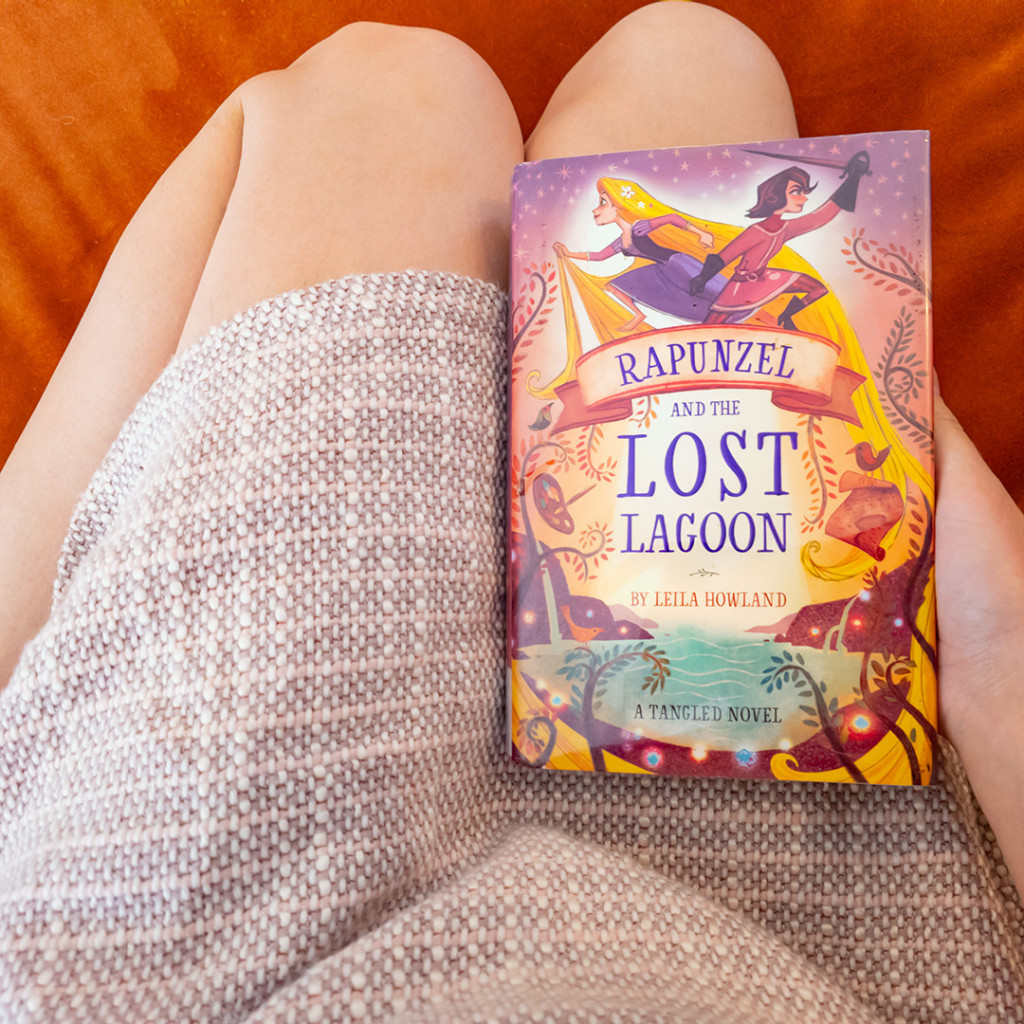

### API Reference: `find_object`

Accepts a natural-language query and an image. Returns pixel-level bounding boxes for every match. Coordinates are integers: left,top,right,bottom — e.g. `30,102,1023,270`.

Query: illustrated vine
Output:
557,643,671,772
512,437,613,612
573,424,618,482
760,650,868,784
799,414,838,532
510,262,558,382
875,308,933,453
842,229,929,304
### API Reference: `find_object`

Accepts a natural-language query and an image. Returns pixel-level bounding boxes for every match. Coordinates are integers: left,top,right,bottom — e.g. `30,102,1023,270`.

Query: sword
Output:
742,148,872,176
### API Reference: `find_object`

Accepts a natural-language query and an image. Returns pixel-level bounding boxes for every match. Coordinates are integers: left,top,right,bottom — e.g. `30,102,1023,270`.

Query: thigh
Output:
526,2,797,161
177,23,522,353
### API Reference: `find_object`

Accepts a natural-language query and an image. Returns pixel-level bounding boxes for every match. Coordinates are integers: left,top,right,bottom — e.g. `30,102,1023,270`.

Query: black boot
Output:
778,296,807,331
689,253,724,295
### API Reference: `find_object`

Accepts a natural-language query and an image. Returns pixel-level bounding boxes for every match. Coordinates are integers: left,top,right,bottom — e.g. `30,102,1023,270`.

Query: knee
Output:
286,22,515,125
595,2,787,83
291,20,464,69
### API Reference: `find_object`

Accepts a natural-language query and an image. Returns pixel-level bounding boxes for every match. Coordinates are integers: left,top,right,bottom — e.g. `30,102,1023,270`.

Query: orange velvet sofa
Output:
2,0,1022,502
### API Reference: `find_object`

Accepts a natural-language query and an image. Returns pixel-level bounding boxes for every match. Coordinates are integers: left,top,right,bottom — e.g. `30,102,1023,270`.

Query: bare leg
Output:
0,23,521,685
178,23,521,352
526,2,797,160
606,284,648,332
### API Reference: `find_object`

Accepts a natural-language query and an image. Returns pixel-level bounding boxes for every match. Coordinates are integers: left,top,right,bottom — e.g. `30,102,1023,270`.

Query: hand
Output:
934,390,1024,744
698,229,714,249
553,241,568,257
933,384,1024,895
841,150,870,180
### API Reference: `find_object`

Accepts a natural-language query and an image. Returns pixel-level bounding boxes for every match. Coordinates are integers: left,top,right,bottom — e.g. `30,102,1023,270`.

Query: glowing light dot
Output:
691,746,708,762
894,618,904,627
619,626,629,635
522,611,536,625
551,695,564,707
851,618,862,627
810,627,821,637
585,609,594,619
643,748,663,769
852,714,871,732
779,739,792,751
859,590,871,601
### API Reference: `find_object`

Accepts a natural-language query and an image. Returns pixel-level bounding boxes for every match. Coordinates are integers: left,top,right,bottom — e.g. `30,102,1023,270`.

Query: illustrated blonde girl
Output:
554,177,717,332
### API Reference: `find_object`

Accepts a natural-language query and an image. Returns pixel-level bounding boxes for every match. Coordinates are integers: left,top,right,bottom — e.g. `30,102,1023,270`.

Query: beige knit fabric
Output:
1,271,1022,1022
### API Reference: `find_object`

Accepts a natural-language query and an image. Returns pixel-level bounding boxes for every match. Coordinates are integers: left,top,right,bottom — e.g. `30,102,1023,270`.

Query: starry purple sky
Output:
510,131,929,276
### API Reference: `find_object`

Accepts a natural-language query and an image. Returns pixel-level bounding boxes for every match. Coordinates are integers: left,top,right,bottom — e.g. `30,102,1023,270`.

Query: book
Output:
506,131,935,785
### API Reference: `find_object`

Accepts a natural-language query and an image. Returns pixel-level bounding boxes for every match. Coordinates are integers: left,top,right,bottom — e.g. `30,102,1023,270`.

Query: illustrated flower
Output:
620,185,635,198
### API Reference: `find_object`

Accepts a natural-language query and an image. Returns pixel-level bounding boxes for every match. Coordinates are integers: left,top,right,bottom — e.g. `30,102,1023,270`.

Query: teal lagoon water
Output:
527,626,864,751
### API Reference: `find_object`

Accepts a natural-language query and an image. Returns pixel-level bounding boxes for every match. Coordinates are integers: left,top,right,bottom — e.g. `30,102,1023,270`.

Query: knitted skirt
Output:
1,271,1021,1023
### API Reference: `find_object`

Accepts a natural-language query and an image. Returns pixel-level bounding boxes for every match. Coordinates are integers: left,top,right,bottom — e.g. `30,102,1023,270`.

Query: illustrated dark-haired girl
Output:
690,152,870,330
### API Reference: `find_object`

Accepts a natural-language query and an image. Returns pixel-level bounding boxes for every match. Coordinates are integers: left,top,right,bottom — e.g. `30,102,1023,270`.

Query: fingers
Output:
933,376,1024,697
934,383,1021,526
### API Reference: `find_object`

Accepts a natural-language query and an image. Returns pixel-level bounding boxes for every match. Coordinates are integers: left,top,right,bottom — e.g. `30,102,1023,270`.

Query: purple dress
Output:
590,230,727,323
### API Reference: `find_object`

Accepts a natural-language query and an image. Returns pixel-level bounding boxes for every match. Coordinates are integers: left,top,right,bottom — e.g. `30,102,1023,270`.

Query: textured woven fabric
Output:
1,271,1022,1022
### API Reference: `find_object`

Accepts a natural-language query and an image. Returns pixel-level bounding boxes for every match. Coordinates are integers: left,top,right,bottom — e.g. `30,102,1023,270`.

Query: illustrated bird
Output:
560,604,603,644
848,442,891,473
529,403,554,431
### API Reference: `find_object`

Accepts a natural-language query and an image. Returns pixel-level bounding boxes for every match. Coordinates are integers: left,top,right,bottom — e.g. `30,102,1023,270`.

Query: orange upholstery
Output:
2,1,1022,501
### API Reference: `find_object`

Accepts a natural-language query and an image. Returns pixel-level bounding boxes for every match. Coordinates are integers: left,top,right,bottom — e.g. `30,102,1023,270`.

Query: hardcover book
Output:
506,131,935,785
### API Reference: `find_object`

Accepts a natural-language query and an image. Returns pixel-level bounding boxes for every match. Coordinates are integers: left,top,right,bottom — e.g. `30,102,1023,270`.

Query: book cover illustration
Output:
506,132,935,785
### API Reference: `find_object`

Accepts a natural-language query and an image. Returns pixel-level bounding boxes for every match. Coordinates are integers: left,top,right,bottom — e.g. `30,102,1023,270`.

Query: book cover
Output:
506,132,935,785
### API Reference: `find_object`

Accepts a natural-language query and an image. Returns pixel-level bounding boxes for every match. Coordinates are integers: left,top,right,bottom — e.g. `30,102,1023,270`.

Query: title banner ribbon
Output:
552,323,864,434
